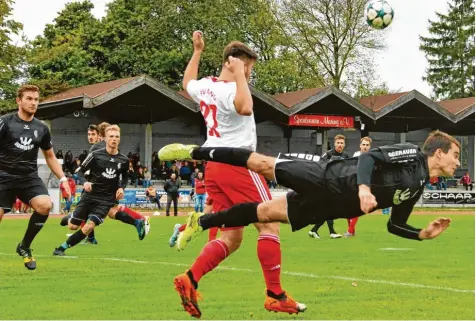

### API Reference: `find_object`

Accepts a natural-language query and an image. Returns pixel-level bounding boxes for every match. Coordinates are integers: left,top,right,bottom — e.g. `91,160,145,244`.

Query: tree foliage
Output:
23,0,393,98
0,0,25,112
420,0,475,100
272,0,386,91
27,0,112,96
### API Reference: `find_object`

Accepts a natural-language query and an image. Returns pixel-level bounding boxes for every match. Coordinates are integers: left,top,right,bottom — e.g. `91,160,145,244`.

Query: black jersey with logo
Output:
281,143,430,240
0,113,53,175
78,148,129,202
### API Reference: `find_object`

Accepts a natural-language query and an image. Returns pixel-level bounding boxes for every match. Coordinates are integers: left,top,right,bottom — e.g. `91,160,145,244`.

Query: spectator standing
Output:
194,172,206,212
461,172,473,191
164,173,180,216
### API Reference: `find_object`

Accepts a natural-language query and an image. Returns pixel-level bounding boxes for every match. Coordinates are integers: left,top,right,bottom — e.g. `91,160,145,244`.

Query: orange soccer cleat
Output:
173,273,202,318
264,291,307,314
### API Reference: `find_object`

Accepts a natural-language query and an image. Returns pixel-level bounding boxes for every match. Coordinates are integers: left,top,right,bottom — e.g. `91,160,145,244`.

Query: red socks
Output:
257,234,283,296
117,205,144,220
189,239,229,283
347,217,359,234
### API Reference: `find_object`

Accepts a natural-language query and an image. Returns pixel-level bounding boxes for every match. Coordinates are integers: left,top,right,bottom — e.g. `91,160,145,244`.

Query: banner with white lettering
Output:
421,191,475,205
288,114,354,128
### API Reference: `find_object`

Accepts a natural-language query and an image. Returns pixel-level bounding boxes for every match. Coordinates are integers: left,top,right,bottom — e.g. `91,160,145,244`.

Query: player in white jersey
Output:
163,31,306,318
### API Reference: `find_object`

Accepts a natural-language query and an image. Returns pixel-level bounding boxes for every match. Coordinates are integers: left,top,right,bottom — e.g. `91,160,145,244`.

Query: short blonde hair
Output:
17,85,40,99
334,134,346,141
360,136,372,144
105,124,120,135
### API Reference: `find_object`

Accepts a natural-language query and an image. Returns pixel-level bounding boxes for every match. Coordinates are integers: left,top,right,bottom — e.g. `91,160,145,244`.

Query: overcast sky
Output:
11,0,451,97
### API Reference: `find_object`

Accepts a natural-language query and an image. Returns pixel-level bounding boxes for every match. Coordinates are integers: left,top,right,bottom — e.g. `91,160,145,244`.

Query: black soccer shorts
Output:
0,174,49,213
70,196,115,226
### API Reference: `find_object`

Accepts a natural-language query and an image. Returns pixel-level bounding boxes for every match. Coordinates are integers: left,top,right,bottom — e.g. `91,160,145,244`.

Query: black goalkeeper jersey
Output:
0,113,53,176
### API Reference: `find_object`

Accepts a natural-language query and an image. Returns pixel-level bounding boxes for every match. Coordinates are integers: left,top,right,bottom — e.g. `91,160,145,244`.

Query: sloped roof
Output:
37,75,474,128
273,88,326,108
438,97,475,114
41,77,138,103
359,92,409,111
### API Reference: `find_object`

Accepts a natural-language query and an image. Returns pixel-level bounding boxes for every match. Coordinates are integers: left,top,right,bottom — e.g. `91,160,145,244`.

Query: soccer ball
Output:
153,211,161,216
365,0,394,29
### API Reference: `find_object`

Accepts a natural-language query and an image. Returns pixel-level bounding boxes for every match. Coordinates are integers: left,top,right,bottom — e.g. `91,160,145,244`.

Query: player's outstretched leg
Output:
158,145,277,182
109,206,147,240
177,198,289,250
117,205,150,237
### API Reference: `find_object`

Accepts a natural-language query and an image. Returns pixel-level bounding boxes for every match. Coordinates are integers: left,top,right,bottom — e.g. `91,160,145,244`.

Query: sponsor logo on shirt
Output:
15,137,34,151
393,188,420,205
387,149,417,158
102,168,117,179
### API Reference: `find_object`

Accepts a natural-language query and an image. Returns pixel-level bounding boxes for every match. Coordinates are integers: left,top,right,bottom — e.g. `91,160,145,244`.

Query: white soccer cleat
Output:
144,216,151,235
330,233,342,239
308,231,320,239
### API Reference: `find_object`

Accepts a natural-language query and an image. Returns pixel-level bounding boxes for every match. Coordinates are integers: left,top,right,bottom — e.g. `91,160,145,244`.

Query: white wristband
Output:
60,177,67,182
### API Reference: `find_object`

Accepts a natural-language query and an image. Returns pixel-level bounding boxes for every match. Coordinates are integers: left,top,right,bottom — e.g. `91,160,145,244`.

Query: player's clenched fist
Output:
358,185,378,214
192,30,204,52
225,56,245,76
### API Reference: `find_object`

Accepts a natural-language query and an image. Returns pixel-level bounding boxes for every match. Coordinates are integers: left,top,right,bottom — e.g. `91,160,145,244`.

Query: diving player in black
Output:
159,130,457,249
53,125,145,256
0,85,71,270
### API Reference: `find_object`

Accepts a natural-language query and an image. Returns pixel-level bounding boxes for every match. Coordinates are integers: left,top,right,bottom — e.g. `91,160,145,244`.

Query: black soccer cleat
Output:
53,247,66,256
60,214,71,226
16,243,36,270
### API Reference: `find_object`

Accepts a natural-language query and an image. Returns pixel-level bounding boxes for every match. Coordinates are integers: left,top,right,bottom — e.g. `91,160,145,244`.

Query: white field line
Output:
0,252,473,294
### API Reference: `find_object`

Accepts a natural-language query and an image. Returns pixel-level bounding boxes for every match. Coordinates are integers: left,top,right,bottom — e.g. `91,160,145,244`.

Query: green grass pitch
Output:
0,213,473,320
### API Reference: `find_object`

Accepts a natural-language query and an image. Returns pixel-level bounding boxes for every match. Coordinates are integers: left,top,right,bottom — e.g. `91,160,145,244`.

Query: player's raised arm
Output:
183,31,204,91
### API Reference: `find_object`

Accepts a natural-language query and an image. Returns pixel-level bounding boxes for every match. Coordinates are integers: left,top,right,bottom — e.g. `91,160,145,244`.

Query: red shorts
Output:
205,161,271,230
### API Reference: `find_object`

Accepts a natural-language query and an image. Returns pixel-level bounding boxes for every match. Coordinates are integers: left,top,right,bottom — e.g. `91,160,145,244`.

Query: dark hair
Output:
88,124,98,133
17,85,40,99
223,41,258,63
422,130,461,156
